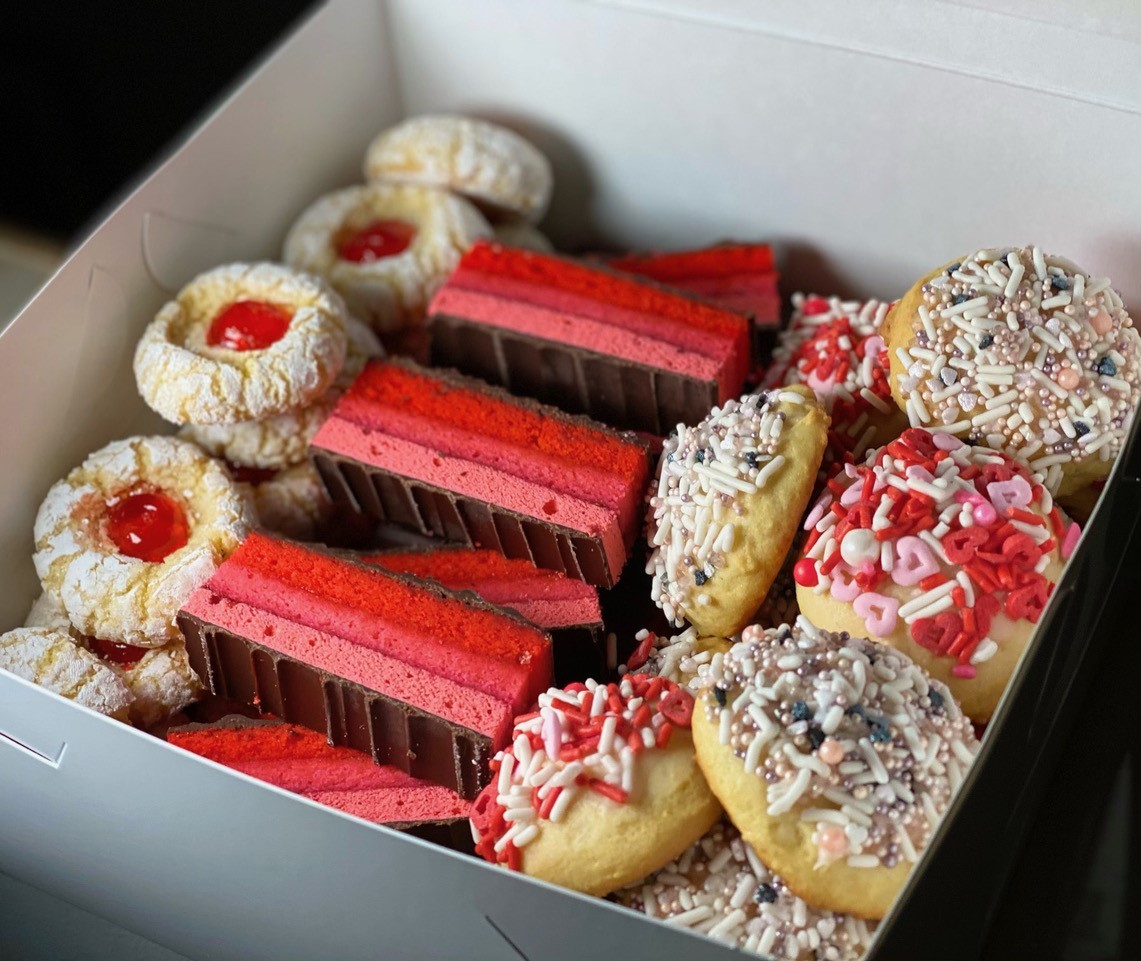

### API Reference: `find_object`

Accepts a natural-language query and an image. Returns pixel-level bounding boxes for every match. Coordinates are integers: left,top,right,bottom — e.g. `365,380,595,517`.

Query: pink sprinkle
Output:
840,482,865,507
829,562,862,602
891,536,939,586
972,501,998,526
1090,309,1113,335
853,591,900,637
987,477,1033,514
952,665,977,679
863,334,885,359
906,465,935,485
804,500,828,531
818,738,845,765
818,825,849,856
1062,522,1082,559
933,432,965,451
540,707,562,759
1057,367,1080,390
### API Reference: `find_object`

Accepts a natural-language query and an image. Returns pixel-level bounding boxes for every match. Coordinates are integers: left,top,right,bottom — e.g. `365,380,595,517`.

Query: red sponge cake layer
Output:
169,717,471,849
609,242,781,329
179,532,553,798
311,359,650,588
364,548,606,682
426,240,750,434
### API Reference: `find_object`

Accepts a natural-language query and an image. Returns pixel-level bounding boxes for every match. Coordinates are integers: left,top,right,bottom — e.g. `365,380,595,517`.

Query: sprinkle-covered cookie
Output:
135,262,348,425
365,114,553,223
647,387,829,636
33,436,249,646
883,246,1141,496
613,821,876,960
622,626,732,692
793,428,1071,722
470,675,721,896
283,182,490,334
0,627,133,720
766,295,906,465
691,618,977,920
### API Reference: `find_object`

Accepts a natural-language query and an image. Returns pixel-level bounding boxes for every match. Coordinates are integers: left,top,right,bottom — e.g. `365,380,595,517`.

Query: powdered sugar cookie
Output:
613,821,876,960
180,315,383,470
692,619,978,920
134,262,348,425
766,294,907,465
883,245,1141,496
647,387,829,637
283,182,490,335
493,220,554,253
242,462,332,542
794,428,1070,723
365,114,553,223
33,436,249,647
470,675,721,896
0,627,133,720
26,591,202,727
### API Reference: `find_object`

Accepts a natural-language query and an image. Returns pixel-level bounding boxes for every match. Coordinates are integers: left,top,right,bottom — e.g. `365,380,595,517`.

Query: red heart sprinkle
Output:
660,686,695,727
911,612,961,654
1006,581,1049,621
943,526,989,564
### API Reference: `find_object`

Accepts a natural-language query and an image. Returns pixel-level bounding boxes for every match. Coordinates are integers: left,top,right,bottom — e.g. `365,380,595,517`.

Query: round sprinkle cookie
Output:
883,245,1141,496
691,619,977,920
364,114,553,223
135,262,348,425
470,675,721,896
647,387,829,636
766,294,907,465
794,428,1070,722
613,821,876,960
181,315,382,470
33,436,249,647
0,627,133,720
283,182,490,334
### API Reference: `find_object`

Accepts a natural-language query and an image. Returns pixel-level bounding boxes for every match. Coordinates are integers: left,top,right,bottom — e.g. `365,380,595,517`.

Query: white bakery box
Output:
2,2,1140,958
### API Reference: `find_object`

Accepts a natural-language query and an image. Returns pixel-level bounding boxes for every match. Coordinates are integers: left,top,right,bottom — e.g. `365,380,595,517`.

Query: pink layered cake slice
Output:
168,715,472,850
426,239,751,434
310,359,651,588
178,532,553,798
609,242,781,353
363,547,605,682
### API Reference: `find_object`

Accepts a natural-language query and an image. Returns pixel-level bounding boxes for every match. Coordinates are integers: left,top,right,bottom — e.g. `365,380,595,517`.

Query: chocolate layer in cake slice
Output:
363,547,605,682
179,532,552,799
168,715,473,851
426,240,751,434
608,242,781,356
310,358,651,588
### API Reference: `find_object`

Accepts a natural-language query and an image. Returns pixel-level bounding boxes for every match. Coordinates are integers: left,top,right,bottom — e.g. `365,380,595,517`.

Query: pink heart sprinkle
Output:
986,476,1033,514
891,536,939,586
1062,522,1082,559
807,367,837,395
933,432,965,451
862,335,885,359
540,707,563,759
853,592,900,636
829,562,862,602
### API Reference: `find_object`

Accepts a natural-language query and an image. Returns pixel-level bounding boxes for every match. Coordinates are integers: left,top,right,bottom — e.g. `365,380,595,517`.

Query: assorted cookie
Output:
646,386,829,636
883,245,1141,496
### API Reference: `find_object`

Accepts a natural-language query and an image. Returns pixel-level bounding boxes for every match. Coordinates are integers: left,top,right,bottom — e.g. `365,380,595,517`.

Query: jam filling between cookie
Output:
336,219,417,263
226,463,279,486
87,636,149,667
206,300,294,351
106,489,190,563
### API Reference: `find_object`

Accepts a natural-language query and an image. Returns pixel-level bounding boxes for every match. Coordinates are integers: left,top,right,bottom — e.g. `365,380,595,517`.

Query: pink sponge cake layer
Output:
426,240,750,434
310,359,650,588
363,547,607,683
169,716,472,850
179,532,553,798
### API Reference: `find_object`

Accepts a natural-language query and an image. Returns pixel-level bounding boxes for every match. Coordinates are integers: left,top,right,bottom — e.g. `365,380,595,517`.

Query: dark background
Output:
0,4,1136,959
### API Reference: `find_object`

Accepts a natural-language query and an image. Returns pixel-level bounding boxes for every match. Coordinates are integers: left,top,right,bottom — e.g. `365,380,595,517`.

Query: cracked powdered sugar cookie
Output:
283,182,490,334
493,219,555,253
25,590,202,727
883,245,1141,496
0,627,133,720
180,314,382,470
134,262,348,425
613,821,876,960
241,461,332,542
364,114,553,223
646,386,829,637
33,436,249,647
691,618,978,920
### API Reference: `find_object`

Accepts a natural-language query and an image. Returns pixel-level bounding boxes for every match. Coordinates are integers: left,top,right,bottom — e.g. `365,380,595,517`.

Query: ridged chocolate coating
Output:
428,314,720,435
311,450,622,588
179,612,494,800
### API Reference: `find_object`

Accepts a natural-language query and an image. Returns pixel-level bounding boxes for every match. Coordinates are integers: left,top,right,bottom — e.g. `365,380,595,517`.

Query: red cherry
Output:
87,636,149,667
793,558,819,587
206,300,293,351
106,490,189,563
336,219,417,263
